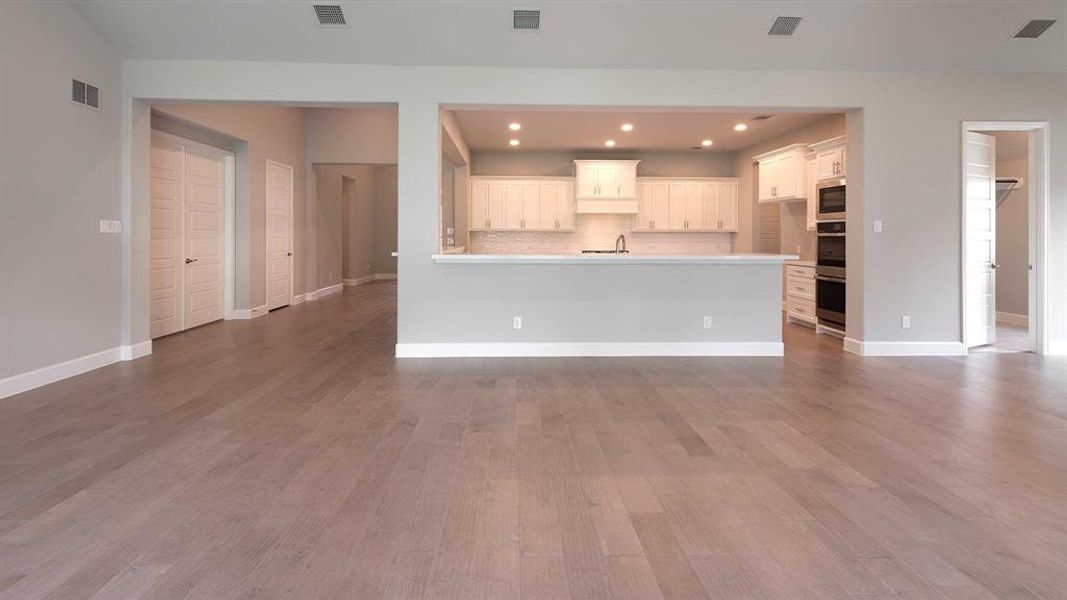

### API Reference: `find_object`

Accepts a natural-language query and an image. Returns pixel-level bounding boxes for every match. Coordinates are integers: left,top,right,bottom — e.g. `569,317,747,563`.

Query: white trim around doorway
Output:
960,121,1049,355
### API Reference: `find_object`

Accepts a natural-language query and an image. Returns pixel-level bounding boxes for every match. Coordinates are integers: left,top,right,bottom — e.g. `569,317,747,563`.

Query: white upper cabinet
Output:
810,136,847,181
469,177,574,232
635,178,739,232
574,160,640,213
754,144,811,203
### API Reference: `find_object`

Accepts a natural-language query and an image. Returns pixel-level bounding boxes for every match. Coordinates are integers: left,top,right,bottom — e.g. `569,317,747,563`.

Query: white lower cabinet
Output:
785,263,817,326
635,178,739,232
469,177,574,232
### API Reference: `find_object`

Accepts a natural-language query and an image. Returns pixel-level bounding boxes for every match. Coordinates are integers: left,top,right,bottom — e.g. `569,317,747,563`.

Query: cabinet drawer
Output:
786,275,815,299
786,265,815,279
787,298,816,320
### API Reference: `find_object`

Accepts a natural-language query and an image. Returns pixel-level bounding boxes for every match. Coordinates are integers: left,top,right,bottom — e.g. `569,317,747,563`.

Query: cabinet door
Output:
538,181,557,229
617,163,637,198
839,147,847,177
806,159,817,230
504,182,523,229
667,183,688,230
636,181,653,229
596,164,619,197
701,183,719,230
556,182,575,230
776,154,799,199
486,182,506,230
649,182,670,230
718,182,739,231
521,181,540,229
683,183,704,229
816,149,838,181
576,163,598,197
470,179,489,230
758,157,777,200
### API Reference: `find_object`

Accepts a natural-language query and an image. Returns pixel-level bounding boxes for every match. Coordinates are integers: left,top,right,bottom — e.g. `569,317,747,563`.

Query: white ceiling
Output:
74,1,1066,72
451,109,833,152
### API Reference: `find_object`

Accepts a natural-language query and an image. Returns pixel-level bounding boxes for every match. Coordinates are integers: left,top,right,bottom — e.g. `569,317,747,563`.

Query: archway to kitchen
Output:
437,106,852,352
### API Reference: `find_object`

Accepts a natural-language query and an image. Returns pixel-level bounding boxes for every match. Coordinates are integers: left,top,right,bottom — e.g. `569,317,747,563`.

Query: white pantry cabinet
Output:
469,177,574,232
635,178,739,232
754,144,811,203
806,157,817,231
811,136,847,181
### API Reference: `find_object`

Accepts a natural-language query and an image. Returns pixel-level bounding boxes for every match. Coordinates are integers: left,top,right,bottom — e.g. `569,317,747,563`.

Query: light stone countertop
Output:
431,253,800,265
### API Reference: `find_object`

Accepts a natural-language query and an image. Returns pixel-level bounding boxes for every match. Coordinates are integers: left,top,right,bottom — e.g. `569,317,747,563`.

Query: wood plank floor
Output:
2,281,1066,599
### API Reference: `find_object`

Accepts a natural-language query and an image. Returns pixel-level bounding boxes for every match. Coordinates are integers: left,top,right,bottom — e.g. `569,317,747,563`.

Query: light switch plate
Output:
703,316,713,330
873,220,883,233
513,316,522,330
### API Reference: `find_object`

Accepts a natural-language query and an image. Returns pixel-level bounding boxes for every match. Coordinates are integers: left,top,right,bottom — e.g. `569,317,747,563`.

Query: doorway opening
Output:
961,122,1049,354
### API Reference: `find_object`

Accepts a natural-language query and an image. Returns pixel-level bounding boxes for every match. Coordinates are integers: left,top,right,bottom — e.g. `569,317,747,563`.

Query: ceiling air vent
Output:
513,9,541,31
1014,19,1056,39
312,4,347,27
753,115,773,121
71,79,100,110
768,16,802,36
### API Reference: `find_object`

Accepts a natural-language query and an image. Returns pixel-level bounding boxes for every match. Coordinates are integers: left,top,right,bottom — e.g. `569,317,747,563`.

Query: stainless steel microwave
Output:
816,180,846,221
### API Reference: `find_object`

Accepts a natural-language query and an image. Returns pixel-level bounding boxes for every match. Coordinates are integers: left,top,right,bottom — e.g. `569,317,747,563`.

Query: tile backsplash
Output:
469,214,733,255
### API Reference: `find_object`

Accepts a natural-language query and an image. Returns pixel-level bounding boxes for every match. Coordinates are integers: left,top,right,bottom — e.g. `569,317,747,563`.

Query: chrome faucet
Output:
615,234,627,254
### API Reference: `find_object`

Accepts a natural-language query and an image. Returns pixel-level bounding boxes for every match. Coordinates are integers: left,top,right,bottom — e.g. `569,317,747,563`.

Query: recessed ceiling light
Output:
508,122,522,131
509,139,520,147
604,139,616,147
734,123,748,132
620,123,634,132
701,139,713,147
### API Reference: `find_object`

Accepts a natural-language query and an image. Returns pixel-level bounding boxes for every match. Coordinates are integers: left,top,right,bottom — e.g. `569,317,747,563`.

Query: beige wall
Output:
374,165,399,274
152,103,309,306
732,114,847,258
992,131,1030,318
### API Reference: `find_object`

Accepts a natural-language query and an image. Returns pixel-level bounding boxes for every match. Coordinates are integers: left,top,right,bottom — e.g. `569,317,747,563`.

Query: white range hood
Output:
574,159,640,214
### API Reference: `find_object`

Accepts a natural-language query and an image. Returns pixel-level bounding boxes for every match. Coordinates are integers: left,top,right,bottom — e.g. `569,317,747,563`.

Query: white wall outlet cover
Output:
446,227,455,235
901,315,911,329
703,316,713,329
100,220,109,233
873,220,883,233
513,316,522,329
112,221,122,233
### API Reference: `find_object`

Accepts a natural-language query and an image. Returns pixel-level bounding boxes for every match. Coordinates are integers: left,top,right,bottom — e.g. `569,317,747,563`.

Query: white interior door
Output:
266,160,294,310
149,142,183,338
183,150,225,329
965,131,997,347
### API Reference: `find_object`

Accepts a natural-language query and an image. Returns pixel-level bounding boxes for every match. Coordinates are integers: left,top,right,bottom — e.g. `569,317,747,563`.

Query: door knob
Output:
185,258,197,264
990,262,1000,270
287,251,293,257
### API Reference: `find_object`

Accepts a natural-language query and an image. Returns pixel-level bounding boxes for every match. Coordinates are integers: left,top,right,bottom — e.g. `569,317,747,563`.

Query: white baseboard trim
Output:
232,305,268,319
343,273,397,287
119,340,153,361
395,341,784,358
343,275,376,287
291,293,307,305
310,283,343,300
844,337,967,356
1,340,153,399
995,311,1029,327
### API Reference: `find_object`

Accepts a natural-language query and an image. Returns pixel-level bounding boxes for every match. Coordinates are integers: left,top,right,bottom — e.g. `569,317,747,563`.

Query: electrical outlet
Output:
873,220,883,233
901,315,911,329
703,316,713,330
100,220,109,233
513,316,522,330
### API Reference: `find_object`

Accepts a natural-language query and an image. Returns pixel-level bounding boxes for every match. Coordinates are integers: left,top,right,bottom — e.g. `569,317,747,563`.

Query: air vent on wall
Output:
312,4,347,27
768,16,802,36
753,115,773,121
71,79,100,110
1014,19,1056,38
513,9,541,31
